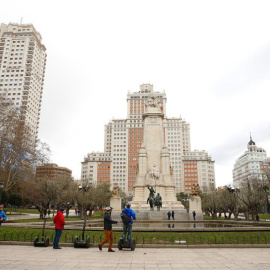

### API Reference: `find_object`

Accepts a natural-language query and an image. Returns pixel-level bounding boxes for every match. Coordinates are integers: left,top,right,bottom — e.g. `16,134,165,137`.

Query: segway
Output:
118,225,136,251
73,218,90,248
118,237,136,251
33,217,49,247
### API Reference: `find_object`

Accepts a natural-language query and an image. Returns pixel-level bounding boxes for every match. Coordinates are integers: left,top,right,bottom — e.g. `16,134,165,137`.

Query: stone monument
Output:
110,185,122,211
189,184,203,220
131,91,185,214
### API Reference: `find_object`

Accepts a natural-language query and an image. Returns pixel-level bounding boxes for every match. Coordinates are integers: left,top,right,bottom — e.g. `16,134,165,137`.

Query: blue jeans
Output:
53,229,62,247
122,224,132,244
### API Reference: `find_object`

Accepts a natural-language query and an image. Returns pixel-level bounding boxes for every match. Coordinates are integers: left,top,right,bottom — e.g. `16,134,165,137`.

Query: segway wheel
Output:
73,236,79,248
86,236,90,248
45,237,49,247
130,239,136,251
33,237,39,247
118,238,124,250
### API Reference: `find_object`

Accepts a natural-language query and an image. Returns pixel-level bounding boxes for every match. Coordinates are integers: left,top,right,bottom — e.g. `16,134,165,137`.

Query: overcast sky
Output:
1,0,270,187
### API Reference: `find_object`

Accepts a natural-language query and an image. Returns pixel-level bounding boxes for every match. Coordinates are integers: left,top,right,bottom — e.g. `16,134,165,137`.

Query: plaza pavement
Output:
1,245,270,270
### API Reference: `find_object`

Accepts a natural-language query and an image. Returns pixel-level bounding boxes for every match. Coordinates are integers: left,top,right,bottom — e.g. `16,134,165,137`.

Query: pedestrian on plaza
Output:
53,207,66,249
192,211,196,220
122,203,136,245
172,210,175,220
75,208,78,216
167,211,171,220
98,206,119,252
0,205,7,226
48,209,51,218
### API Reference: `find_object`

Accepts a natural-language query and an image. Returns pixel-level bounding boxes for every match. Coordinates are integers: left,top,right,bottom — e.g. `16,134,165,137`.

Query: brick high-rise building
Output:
81,84,215,195
36,163,72,181
0,23,46,145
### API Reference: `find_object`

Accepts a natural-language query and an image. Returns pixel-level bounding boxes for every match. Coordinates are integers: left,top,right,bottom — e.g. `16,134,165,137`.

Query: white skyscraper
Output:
233,136,268,187
0,23,46,145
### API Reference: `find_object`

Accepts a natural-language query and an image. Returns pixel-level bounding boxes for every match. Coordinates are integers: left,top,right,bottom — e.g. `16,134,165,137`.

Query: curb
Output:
1,241,270,248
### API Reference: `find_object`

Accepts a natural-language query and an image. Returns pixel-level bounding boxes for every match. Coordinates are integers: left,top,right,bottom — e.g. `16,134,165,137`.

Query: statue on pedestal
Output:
155,193,162,211
147,186,156,210
112,185,121,198
170,166,173,175
149,163,160,184
145,94,161,109
190,184,200,197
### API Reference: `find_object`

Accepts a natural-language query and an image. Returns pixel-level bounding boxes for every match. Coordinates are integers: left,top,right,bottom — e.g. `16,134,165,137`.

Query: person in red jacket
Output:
53,207,66,249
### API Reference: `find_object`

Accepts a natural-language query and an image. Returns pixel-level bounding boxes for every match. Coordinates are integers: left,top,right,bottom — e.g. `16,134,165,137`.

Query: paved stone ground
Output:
1,246,270,270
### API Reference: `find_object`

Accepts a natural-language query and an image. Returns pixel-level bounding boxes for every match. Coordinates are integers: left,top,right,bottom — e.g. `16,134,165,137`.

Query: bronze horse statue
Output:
147,196,155,211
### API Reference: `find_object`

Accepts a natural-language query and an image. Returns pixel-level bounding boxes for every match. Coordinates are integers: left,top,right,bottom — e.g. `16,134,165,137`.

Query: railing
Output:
1,230,270,246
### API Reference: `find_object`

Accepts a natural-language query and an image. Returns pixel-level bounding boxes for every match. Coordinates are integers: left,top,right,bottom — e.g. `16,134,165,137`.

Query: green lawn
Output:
4,208,40,214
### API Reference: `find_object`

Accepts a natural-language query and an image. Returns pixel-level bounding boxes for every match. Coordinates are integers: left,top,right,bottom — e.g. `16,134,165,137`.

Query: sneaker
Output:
108,249,115,252
98,244,102,251
53,247,62,249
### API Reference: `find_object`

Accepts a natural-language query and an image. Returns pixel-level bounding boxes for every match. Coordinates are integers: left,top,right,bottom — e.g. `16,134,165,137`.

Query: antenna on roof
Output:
20,17,23,25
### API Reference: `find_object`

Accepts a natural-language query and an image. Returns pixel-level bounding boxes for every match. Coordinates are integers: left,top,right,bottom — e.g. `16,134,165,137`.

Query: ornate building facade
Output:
233,136,269,187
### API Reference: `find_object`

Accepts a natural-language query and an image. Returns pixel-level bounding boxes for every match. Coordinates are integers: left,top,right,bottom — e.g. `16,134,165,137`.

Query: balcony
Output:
23,86,29,90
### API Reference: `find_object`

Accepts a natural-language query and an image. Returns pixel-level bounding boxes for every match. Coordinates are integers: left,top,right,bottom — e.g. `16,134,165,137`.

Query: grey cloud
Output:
215,45,270,96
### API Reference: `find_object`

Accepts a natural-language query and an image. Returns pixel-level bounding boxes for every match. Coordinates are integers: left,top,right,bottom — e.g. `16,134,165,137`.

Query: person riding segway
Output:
118,202,136,251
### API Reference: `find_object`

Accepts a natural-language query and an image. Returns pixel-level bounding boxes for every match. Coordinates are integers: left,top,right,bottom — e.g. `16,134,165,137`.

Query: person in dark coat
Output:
167,211,171,220
171,210,175,220
192,211,196,220
53,208,66,249
98,207,118,252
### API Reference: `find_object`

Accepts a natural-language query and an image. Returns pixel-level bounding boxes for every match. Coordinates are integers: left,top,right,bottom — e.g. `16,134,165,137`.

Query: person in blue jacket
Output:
122,202,136,244
0,205,7,226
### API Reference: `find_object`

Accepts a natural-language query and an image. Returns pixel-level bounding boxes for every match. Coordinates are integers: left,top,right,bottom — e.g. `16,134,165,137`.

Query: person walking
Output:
47,209,51,218
192,211,196,220
122,203,136,245
98,206,118,252
171,210,175,220
167,211,171,220
53,207,66,249
0,205,7,226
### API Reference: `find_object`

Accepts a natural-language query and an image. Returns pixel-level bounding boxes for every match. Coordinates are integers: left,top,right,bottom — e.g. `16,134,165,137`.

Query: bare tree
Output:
237,178,268,221
0,98,50,191
201,188,220,219
75,183,111,219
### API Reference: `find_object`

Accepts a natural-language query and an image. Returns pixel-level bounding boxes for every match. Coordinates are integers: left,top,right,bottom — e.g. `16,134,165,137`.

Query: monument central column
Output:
132,92,185,212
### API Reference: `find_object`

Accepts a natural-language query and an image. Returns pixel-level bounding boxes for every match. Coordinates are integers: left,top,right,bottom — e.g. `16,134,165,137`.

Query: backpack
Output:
120,211,130,225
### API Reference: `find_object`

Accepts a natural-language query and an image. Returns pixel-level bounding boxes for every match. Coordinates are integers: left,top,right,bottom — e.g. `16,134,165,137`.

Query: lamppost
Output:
78,185,88,220
0,182,4,204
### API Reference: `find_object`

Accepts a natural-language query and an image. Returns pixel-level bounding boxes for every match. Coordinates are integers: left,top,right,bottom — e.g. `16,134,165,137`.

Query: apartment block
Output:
0,23,46,145
81,84,215,195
